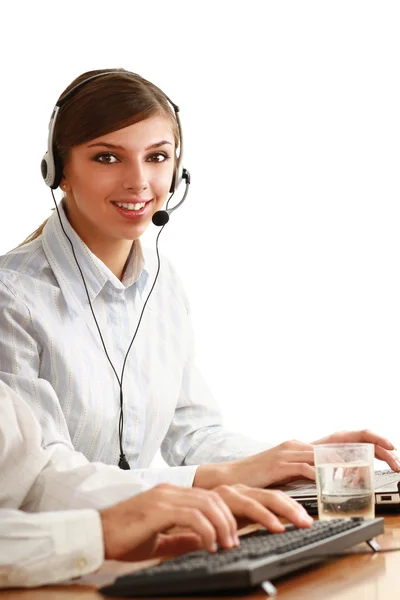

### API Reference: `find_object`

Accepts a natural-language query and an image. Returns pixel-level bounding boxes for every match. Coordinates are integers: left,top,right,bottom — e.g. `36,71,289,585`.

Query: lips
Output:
112,199,152,209
111,200,152,220
114,201,146,211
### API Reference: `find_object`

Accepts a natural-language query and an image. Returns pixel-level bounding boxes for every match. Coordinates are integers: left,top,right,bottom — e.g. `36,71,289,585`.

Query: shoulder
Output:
142,246,190,312
0,238,51,293
142,246,177,277
142,246,186,291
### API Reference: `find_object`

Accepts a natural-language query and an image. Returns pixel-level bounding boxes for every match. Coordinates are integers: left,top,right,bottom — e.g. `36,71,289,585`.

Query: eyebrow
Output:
86,140,173,150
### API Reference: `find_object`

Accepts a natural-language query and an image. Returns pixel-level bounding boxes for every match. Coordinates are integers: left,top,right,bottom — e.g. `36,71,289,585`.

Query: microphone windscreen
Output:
152,210,170,226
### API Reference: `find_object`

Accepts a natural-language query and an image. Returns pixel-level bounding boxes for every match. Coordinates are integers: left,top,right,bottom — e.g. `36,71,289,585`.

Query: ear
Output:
60,178,70,192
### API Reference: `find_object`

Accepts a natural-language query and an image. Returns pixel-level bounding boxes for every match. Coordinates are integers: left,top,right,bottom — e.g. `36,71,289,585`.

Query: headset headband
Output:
41,71,183,192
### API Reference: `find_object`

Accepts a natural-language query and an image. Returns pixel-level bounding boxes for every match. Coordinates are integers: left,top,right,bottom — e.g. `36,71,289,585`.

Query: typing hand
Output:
100,482,240,561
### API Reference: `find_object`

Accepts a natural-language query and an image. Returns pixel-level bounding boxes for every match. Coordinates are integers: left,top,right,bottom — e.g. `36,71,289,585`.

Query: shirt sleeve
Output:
0,380,156,513
0,280,197,492
160,263,272,467
0,508,103,588
0,277,73,448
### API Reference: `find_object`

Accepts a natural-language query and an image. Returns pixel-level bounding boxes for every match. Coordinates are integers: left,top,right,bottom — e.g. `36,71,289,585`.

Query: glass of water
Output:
314,443,375,520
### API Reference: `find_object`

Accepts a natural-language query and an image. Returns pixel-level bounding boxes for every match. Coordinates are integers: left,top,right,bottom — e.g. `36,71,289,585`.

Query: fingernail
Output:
211,542,218,553
235,535,240,546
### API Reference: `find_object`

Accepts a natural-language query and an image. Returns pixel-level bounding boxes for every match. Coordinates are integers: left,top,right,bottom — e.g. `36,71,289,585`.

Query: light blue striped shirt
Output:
0,203,267,486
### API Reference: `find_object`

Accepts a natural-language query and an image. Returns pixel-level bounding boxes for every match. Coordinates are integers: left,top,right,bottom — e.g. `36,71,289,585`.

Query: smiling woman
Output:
60,117,175,278
0,68,398,495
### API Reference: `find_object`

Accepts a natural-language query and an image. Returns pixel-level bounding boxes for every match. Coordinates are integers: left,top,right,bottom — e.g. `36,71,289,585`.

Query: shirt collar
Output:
42,201,149,310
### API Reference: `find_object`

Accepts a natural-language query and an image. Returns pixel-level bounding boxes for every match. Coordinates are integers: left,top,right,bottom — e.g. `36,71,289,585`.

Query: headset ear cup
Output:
52,151,63,190
41,153,50,183
41,150,59,189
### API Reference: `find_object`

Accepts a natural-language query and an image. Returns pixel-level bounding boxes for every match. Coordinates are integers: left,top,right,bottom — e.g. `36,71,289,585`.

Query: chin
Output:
121,227,147,242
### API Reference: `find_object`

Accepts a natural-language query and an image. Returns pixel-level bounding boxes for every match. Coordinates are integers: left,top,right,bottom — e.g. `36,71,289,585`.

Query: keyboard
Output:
375,469,400,489
100,517,384,597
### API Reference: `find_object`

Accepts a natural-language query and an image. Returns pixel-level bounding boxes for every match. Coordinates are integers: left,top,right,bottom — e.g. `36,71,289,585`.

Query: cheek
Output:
74,168,114,198
152,168,175,196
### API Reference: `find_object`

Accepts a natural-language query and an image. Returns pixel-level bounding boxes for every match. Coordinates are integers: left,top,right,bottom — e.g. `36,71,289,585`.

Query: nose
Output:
122,159,149,193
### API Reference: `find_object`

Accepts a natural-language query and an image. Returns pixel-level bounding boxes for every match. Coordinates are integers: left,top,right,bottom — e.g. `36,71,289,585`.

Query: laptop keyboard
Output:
286,469,400,494
100,517,384,597
375,469,400,488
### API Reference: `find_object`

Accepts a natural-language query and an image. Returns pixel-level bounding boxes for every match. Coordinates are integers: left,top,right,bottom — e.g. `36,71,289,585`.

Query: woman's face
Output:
61,114,176,248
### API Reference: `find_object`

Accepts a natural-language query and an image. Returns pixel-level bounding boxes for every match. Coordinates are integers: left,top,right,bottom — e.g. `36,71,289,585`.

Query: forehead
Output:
85,115,175,149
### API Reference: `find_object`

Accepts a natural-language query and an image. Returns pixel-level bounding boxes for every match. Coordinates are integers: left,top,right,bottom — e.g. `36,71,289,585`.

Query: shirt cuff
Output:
2,509,104,588
134,465,198,488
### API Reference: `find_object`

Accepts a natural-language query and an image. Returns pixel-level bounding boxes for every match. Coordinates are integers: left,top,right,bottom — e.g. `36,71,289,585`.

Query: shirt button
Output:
76,556,88,570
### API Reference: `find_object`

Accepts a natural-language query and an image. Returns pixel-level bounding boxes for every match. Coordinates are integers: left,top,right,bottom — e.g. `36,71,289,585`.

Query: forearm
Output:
192,453,275,490
193,462,232,489
23,446,151,512
0,509,103,588
24,448,201,512
192,459,250,489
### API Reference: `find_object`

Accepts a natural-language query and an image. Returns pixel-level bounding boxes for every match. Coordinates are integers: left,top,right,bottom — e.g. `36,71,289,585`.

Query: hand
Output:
163,484,313,548
99,481,314,562
212,484,313,532
195,430,400,491
100,482,240,561
194,440,316,489
313,430,400,472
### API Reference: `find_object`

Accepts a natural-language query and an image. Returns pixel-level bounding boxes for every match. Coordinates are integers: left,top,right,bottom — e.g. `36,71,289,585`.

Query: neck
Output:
63,203,134,280
88,239,134,280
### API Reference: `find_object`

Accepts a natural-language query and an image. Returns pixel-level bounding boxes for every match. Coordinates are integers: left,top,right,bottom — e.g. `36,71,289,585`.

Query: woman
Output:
0,68,397,490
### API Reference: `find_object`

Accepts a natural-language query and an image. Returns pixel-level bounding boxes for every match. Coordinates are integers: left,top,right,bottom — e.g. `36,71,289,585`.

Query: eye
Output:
146,152,170,163
94,153,119,164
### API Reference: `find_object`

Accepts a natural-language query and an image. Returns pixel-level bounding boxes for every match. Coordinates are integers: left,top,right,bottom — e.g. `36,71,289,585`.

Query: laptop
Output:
279,469,400,514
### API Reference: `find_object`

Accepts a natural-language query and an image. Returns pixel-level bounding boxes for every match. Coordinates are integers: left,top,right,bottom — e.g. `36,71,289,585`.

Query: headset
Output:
41,71,191,468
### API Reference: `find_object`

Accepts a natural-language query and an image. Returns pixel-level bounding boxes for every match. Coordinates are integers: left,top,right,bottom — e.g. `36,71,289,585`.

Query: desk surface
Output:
2,516,400,600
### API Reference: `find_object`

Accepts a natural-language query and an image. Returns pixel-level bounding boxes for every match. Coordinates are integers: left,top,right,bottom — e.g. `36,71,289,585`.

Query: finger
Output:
257,491,314,528
163,525,193,535
316,430,395,450
215,486,285,532
229,488,313,531
281,462,316,481
374,446,400,472
358,430,395,450
154,533,203,557
207,491,238,543
176,489,237,550
343,466,367,486
165,506,218,553
264,462,316,487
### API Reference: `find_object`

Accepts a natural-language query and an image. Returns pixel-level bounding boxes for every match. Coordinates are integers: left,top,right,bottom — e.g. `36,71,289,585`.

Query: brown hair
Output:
21,68,180,245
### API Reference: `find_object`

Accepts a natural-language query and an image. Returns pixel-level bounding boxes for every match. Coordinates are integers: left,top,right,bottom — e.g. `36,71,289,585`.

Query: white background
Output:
1,1,399,462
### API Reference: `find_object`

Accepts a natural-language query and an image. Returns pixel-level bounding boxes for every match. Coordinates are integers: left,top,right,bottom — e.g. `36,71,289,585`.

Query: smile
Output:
113,201,146,211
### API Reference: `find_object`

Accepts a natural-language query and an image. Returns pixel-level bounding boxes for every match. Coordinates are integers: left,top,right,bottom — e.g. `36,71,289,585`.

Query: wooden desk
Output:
2,516,400,600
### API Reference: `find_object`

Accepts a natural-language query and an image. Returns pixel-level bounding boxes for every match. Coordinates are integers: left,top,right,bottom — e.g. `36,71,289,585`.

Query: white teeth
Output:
114,202,145,211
